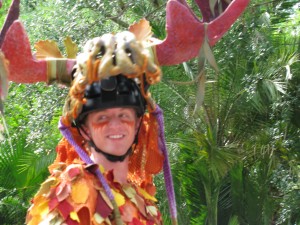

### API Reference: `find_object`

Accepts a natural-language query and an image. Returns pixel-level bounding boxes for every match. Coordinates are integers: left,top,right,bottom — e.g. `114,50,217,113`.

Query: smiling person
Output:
76,75,146,185
25,30,177,225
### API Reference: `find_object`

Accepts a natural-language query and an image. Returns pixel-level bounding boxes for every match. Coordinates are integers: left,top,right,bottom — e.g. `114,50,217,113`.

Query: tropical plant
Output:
155,1,300,224
0,82,67,224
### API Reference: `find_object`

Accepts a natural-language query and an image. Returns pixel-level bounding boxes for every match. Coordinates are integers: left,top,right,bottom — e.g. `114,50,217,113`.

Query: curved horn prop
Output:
1,21,76,84
0,0,20,47
2,21,47,83
0,0,19,103
156,0,250,65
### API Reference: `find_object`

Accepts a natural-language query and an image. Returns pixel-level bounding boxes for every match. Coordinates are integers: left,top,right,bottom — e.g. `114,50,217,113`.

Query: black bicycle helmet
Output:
75,74,146,125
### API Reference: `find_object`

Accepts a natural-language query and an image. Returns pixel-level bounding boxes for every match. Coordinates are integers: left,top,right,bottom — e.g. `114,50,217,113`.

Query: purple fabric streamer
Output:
58,119,115,201
151,105,178,221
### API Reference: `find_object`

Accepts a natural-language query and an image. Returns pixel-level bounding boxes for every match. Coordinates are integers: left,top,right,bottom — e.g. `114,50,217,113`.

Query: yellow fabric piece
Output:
39,200,50,218
27,216,40,225
99,164,105,173
29,196,49,216
137,187,157,202
112,189,126,207
35,177,58,197
64,36,78,59
70,211,80,222
71,179,89,204
34,40,63,59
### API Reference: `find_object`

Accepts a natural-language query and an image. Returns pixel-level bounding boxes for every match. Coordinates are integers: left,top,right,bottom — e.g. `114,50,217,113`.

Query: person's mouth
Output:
107,134,125,139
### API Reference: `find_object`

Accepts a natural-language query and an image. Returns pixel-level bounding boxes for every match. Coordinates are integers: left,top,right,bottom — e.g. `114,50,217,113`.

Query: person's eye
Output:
120,113,133,120
120,113,128,118
97,115,108,122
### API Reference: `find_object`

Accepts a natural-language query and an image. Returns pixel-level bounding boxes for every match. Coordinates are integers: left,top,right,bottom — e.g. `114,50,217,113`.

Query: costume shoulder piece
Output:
26,162,162,225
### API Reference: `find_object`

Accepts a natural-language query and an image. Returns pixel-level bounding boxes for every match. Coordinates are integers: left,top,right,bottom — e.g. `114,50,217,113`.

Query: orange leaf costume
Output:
26,162,162,225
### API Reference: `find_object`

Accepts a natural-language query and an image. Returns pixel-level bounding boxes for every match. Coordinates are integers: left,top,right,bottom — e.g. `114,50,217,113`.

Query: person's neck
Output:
91,151,129,184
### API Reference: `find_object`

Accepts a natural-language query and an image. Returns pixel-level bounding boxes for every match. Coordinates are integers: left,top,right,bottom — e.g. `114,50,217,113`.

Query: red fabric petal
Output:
95,192,112,218
146,221,155,225
67,165,82,180
56,181,71,202
66,216,79,225
48,197,59,211
77,207,91,225
106,170,122,189
57,200,73,220
129,218,144,225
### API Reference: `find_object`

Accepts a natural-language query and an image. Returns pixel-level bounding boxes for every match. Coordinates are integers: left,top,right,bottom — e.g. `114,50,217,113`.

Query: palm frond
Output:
228,215,240,225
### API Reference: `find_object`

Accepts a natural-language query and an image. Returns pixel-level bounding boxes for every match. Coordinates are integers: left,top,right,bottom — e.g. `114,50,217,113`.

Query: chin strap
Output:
89,140,132,162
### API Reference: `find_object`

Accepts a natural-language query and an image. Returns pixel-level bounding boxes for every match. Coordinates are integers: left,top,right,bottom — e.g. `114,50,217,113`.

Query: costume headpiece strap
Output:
152,105,178,223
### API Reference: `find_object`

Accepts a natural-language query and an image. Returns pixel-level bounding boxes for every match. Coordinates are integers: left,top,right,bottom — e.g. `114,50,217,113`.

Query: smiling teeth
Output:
109,135,124,139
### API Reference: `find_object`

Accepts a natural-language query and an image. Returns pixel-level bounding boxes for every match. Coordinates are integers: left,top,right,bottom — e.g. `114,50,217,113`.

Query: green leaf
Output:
203,39,219,72
228,215,240,225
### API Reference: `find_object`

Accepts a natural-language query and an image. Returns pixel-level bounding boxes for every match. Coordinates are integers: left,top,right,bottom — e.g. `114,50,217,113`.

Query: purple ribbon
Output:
151,105,177,221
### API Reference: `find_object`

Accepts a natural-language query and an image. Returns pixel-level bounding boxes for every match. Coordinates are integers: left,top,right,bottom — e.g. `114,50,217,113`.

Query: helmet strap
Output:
88,140,132,162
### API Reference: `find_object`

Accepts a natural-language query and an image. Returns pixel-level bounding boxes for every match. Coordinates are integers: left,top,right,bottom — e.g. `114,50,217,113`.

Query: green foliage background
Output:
0,0,299,225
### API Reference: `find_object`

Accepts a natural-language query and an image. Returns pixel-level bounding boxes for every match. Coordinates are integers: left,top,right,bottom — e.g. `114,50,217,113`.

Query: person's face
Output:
81,107,140,157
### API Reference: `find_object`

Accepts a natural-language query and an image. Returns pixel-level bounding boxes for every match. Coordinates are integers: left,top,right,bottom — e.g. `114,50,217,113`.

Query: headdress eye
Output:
96,46,106,59
112,52,117,66
125,45,134,64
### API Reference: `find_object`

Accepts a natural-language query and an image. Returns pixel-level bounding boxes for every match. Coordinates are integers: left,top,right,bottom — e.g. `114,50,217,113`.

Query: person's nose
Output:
108,116,122,128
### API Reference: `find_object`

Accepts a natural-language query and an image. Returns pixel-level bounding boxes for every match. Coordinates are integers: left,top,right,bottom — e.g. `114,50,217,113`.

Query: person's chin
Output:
105,143,131,154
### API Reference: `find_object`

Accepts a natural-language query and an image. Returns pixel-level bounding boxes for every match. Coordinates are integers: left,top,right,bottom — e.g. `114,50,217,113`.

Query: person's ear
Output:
79,125,91,141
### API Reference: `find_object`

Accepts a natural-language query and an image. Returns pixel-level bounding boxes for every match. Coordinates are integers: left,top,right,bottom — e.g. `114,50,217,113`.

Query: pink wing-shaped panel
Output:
156,0,250,66
1,21,48,83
